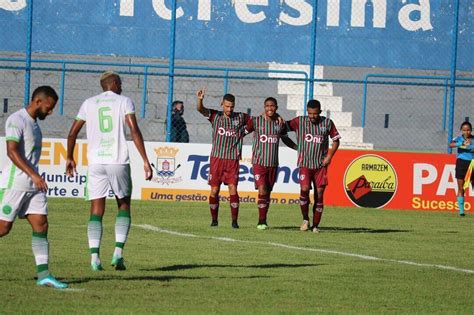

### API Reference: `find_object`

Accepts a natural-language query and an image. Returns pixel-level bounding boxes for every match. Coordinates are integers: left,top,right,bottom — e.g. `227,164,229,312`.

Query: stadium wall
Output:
0,0,472,70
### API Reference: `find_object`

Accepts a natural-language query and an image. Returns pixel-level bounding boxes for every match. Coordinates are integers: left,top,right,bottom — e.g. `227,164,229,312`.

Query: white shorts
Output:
86,164,132,200
0,189,48,222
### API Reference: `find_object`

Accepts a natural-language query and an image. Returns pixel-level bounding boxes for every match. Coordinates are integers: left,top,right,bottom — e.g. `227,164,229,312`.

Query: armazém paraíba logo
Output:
343,154,397,208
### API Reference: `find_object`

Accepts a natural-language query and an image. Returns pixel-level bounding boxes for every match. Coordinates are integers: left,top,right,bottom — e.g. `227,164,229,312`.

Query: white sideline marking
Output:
62,288,86,292
135,224,474,275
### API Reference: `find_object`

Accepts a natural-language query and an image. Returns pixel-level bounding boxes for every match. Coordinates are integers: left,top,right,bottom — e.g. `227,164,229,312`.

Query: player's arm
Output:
322,122,341,167
282,135,297,150
66,119,85,177
126,113,153,181
196,89,210,117
6,140,48,192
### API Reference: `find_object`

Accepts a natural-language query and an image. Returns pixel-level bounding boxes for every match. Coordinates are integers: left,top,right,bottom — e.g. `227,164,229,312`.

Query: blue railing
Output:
362,73,474,152
0,57,309,117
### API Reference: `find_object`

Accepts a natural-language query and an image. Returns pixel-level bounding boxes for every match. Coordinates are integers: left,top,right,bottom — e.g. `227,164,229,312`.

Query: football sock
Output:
457,196,465,215
312,202,324,228
230,194,240,221
258,194,268,222
209,196,219,221
88,214,103,264
32,231,49,280
299,190,310,221
114,209,131,258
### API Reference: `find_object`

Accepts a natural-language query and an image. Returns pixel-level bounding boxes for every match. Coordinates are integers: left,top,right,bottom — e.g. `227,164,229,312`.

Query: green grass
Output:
1,198,473,314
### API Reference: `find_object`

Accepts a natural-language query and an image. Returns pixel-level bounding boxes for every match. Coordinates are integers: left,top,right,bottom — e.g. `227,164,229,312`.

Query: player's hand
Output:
144,162,153,181
276,115,285,126
65,158,77,177
322,156,332,167
197,89,205,100
32,173,48,192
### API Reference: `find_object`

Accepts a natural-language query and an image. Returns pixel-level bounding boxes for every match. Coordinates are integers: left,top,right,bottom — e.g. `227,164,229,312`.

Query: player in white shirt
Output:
0,86,68,289
66,71,152,271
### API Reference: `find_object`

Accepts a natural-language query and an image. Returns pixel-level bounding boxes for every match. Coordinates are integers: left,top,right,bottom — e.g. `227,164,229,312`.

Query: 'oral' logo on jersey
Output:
304,134,324,143
259,134,278,143
218,127,237,137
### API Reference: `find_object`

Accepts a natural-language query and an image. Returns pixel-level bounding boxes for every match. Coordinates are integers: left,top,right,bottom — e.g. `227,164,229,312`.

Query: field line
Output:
135,224,474,275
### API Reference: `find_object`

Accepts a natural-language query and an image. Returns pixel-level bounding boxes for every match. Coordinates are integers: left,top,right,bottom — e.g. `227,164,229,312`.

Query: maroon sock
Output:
230,194,240,221
300,190,310,220
258,194,268,222
209,196,219,221
313,202,324,228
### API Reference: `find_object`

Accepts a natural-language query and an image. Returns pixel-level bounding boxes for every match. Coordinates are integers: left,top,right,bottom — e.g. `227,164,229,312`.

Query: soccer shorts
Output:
455,158,474,180
0,189,47,222
86,164,132,200
253,164,277,191
299,167,328,188
208,157,239,186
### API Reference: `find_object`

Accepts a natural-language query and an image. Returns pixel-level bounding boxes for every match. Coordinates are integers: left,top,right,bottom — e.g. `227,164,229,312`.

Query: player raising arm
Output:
197,89,249,228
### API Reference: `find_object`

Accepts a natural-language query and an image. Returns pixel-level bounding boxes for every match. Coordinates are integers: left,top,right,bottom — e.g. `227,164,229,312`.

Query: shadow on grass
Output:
273,226,412,233
142,263,322,272
67,275,206,284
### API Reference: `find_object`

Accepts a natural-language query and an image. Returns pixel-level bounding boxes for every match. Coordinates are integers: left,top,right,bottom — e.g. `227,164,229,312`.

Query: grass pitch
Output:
1,198,473,314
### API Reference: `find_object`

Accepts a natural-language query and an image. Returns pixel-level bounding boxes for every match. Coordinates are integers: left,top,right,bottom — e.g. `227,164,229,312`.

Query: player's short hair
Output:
222,94,235,103
31,86,58,102
460,121,472,130
264,97,278,106
100,71,120,89
307,99,321,110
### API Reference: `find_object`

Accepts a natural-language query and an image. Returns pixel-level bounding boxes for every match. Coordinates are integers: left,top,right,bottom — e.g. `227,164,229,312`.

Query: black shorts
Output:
455,159,474,180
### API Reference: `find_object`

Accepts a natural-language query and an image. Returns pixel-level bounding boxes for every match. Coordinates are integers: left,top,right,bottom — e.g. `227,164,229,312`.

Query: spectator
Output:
170,100,189,143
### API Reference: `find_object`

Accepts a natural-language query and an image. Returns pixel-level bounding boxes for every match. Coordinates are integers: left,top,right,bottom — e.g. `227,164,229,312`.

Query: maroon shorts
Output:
253,164,278,191
299,167,328,188
208,156,239,186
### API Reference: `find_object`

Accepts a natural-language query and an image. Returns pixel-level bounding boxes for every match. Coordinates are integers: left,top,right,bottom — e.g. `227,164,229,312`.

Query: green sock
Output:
32,231,49,280
88,214,103,263
114,209,131,258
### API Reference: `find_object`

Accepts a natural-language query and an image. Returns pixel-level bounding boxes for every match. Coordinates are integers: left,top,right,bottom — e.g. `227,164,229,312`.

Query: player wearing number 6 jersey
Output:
288,100,341,233
66,71,152,271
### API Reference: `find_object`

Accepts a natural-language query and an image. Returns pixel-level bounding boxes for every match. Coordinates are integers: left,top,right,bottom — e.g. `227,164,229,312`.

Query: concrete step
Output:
277,81,333,96
295,110,353,127
339,142,374,150
267,63,324,79
337,126,364,143
288,94,343,112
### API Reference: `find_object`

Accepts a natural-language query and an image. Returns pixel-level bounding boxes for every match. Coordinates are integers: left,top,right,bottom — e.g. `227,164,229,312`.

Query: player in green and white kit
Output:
0,86,68,289
66,72,152,271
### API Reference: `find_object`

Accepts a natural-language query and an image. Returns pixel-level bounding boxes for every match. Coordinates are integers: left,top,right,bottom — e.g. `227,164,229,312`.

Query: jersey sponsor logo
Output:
255,174,260,181
344,154,397,208
304,134,324,143
152,146,183,185
259,134,278,143
217,127,237,137
2,204,12,215
300,174,305,180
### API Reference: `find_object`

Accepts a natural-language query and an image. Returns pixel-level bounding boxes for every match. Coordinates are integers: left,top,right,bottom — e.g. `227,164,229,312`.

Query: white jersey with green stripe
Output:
0,108,42,191
76,91,135,165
